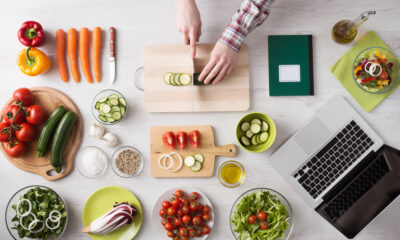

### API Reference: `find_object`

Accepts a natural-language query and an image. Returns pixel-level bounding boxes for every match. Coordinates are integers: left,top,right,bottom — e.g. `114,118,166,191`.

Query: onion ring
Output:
45,217,61,230
48,210,61,222
166,152,183,172
29,219,45,233
16,199,32,217
19,212,36,231
158,154,173,170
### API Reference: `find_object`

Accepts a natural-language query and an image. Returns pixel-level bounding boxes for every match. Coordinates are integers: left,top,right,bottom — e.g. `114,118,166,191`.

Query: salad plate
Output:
82,186,143,240
230,188,293,240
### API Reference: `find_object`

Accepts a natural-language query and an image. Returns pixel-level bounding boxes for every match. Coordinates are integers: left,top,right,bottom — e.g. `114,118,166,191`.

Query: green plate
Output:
82,186,143,240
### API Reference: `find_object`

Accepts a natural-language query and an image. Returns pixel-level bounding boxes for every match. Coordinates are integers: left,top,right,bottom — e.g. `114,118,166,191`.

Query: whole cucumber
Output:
36,106,67,157
50,111,77,173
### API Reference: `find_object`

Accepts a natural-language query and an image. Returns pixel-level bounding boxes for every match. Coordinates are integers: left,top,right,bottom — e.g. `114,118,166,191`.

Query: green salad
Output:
231,190,290,240
11,187,67,240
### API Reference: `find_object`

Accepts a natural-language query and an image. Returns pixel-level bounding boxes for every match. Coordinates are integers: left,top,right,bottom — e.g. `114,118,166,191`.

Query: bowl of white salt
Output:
76,146,109,178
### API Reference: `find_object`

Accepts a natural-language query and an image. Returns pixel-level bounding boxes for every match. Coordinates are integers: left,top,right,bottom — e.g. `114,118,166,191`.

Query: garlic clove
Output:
102,132,118,148
89,123,105,139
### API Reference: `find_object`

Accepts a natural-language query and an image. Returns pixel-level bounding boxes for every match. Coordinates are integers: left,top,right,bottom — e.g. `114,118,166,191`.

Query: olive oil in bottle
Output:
332,10,376,44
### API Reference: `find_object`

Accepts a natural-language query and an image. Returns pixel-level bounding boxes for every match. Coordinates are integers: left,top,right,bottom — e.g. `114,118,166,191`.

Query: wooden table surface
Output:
0,0,399,239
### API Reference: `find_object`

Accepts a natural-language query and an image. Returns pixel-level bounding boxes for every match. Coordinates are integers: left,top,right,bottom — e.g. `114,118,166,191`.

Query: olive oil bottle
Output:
332,10,376,44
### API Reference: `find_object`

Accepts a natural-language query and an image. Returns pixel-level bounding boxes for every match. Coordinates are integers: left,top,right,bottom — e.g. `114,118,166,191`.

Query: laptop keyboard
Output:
323,155,389,221
293,120,375,199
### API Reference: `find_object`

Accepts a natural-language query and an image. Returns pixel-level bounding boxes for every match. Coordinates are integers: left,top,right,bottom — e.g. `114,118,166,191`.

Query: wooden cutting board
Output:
150,126,236,178
0,87,83,181
144,44,249,112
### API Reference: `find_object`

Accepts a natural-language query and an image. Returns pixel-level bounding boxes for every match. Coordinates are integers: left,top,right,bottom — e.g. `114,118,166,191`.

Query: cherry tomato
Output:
189,201,198,211
4,141,27,158
181,215,191,224
15,123,35,142
159,209,167,217
173,218,181,227
180,197,189,206
162,131,175,150
0,122,12,142
260,221,269,230
171,198,180,209
161,218,168,225
189,228,197,237
3,105,25,124
175,190,184,198
162,200,171,209
179,227,188,237
202,213,211,222
248,214,257,224
196,229,203,237
181,205,190,215
192,216,202,226
257,211,267,221
13,88,34,107
26,105,46,125
203,225,211,234
203,205,211,214
189,130,200,148
167,207,176,216
190,192,199,200
167,231,175,238
164,222,173,231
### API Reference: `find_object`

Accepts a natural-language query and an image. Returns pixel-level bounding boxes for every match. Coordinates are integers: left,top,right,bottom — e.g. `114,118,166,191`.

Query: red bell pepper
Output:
17,21,46,47
361,76,375,84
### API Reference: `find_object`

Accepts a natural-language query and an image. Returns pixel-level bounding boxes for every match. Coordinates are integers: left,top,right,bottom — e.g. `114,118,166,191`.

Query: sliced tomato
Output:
176,131,188,149
189,130,200,148
0,122,12,142
162,131,175,150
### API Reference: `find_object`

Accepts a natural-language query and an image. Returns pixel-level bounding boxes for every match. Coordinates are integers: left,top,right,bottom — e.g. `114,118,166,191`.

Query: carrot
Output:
79,27,93,83
56,29,69,82
67,28,80,82
92,27,102,82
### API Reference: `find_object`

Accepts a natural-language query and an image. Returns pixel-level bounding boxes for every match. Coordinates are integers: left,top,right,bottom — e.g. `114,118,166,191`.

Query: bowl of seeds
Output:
111,146,144,177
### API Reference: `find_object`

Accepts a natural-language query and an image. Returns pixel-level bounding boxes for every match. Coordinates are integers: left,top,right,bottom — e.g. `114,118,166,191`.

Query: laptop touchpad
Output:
294,118,331,155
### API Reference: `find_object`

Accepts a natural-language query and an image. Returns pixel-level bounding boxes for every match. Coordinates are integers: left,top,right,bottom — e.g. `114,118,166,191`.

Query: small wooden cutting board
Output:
0,87,83,181
150,125,236,178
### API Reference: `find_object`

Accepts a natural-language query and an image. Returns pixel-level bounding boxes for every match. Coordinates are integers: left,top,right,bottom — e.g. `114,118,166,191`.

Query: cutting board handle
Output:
212,144,236,157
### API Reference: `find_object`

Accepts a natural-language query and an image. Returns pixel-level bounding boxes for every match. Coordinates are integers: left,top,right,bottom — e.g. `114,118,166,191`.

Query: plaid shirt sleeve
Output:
219,0,275,52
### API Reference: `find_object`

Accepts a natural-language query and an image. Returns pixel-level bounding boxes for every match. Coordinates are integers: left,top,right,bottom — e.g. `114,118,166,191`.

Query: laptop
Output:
269,95,400,239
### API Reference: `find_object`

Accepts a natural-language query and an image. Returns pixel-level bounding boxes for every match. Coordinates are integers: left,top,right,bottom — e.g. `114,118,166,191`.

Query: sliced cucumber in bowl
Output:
94,91,127,124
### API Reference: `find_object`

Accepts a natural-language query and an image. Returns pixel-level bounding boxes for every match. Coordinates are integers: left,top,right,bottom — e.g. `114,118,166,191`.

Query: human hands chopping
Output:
176,0,202,59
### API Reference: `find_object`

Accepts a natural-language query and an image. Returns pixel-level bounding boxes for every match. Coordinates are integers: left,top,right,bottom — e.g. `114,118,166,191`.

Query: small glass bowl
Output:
112,146,144,177
92,89,128,125
217,160,246,188
6,185,68,240
76,146,109,179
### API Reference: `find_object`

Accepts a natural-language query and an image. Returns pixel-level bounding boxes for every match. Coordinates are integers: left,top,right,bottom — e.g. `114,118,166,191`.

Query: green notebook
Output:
268,35,314,96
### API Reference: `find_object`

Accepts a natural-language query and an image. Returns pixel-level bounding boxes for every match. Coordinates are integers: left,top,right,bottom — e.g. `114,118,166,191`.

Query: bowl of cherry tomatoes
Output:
152,188,214,240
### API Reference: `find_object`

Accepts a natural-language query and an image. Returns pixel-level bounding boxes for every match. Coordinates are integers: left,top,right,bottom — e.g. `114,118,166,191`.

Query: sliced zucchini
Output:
246,130,254,138
259,132,269,142
194,153,204,163
241,136,250,146
251,119,262,125
108,94,119,99
174,73,182,86
184,156,196,167
112,112,122,120
262,121,269,132
119,98,126,106
179,73,192,85
120,107,126,116
250,124,261,134
163,72,173,85
107,117,116,123
256,134,262,144
112,106,120,112
99,110,105,116
191,161,202,172
241,122,250,131
104,112,112,118
98,115,107,122
98,97,108,103
109,98,119,106
95,102,101,110
102,104,111,113
169,73,176,86
251,135,259,145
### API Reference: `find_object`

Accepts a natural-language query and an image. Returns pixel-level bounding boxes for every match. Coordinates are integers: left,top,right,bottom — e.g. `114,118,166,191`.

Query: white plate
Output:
151,187,214,240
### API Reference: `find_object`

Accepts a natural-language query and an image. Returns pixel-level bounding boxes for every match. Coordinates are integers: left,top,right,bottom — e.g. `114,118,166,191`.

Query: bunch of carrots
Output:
56,27,102,83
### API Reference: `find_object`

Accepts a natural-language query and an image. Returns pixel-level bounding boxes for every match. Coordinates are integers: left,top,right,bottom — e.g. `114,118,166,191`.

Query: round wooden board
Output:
0,87,83,181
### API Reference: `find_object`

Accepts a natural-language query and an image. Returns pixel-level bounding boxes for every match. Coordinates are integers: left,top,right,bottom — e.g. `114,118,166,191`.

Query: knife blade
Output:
109,27,116,84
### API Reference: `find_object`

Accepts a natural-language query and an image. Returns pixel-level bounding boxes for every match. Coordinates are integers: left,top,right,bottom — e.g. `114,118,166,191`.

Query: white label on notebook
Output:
279,65,301,82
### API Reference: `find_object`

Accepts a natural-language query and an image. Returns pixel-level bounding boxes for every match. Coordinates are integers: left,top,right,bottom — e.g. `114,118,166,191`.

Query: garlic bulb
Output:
102,132,118,148
89,123,105,139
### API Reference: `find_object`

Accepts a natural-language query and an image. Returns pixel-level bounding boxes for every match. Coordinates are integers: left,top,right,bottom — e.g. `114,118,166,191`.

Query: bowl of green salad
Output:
230,188,293,240
352,47,399,94
5,185,68,240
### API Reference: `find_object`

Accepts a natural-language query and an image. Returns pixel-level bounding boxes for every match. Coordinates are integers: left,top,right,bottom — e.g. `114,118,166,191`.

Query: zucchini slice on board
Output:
184,156,196,167
164,72,173,85
191,161,202,172
179,73,192,85
174,73,182,86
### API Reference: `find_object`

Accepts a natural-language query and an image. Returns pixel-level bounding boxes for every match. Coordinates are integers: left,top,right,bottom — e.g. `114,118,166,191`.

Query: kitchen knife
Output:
109,27,115,84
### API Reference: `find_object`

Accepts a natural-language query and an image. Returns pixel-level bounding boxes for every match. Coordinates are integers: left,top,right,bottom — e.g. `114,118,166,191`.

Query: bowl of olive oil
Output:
218,160,245,188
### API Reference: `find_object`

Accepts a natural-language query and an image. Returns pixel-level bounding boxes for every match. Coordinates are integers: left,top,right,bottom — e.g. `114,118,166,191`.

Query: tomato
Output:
192,216,202,225
167,207,176,216
175,190,184,198
162,131,175,150
189,130,200,148
202,213,211,222
177,209,184,216
203,225,211,234
248,214,257,224
5,141,27,158
13,88,34,107
189,228,197,237
167,231,175,238
203,205,211,214
160,209,167,217
3,105,25,124
196,229,203,237
176,131,188,149
197,203,203,211
190,192,199,200
180,197,189,206
189,201,198,211
0,122,12,142
179,227,188,237
171,198,180,209
173,218,181,227
260,221,269,230
162,200,172,209
161,217,169,225
26,105,46,125
257,211,267,221
164,222,173,231
181,205,190,215
181,215,191,224
15,123,35,142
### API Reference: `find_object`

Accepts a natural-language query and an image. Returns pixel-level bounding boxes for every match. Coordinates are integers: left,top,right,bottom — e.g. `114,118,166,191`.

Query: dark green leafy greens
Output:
231,190,289,240
11,187,67,240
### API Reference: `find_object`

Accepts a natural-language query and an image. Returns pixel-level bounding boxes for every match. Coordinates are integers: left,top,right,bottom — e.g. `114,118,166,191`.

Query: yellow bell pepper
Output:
375,50,386,60
354,65,362,78
17,47,51,76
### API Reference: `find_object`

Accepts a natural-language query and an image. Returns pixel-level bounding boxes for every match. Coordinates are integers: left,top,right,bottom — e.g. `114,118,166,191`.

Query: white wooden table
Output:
1,0,399,239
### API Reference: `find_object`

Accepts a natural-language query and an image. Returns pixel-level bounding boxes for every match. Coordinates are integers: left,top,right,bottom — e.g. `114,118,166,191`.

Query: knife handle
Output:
110,27,115,57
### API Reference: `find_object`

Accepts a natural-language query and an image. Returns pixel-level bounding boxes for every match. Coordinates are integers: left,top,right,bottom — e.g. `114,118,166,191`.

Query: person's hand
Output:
198,41,238,85
176,0,202,59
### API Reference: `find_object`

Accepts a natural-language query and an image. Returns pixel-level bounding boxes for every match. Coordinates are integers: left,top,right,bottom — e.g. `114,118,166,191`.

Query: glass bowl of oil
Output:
218,160,245,188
